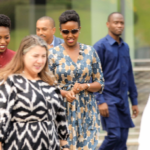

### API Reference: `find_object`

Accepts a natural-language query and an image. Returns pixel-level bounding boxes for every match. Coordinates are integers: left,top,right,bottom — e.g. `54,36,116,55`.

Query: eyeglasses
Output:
61,29,79,35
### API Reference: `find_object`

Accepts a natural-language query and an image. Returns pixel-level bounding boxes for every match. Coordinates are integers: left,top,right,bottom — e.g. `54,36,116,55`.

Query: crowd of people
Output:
0,9,140,150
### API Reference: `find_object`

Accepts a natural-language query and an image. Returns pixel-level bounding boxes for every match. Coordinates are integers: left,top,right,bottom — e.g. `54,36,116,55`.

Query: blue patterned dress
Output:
48,43,104,150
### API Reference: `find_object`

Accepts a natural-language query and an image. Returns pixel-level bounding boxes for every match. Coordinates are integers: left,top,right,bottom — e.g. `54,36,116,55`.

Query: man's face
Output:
36,19,56,44
107,14,124,36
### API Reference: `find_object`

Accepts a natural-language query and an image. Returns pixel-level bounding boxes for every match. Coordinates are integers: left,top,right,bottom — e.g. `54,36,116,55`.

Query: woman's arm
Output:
0,77,16,144
60,140,69,150
85,82,101,92
72,82,101,94
60,90,76,102
0,142,1,150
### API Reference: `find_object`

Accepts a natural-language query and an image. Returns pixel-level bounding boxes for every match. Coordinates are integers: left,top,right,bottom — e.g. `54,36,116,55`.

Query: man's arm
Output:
127,46,139,118
93,41,109,117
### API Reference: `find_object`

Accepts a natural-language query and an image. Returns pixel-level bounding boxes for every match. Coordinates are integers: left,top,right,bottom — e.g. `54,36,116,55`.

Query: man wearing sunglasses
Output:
94,12,139,150
36,16,64,49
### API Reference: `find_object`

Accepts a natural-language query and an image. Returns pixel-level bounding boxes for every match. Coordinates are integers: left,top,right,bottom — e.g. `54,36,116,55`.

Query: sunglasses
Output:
61,29,79,35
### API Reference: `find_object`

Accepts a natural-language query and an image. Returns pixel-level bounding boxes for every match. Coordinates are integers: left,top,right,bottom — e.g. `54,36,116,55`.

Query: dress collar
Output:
0,48,8,56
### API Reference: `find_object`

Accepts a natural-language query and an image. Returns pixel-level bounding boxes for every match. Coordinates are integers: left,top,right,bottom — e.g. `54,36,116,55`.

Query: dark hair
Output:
0,14,11,30
59,10,80,28
108,12,123,22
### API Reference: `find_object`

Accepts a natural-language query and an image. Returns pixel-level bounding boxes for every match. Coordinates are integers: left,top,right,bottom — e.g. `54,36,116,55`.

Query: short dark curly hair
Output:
59,10,80,28
0,14,11,30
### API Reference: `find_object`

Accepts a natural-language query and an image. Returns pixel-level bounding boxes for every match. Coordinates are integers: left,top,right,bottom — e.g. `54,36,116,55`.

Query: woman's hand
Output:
65,91,76,102
72,83,88,94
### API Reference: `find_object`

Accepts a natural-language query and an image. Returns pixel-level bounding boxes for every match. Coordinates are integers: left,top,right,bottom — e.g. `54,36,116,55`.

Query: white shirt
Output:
50,36,54,46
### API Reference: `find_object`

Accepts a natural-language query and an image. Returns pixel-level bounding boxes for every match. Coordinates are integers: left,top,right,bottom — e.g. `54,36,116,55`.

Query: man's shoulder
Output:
6,49,16,58
54,36,64,45
94,36,107,46
7,49,16,54
123,42,129,48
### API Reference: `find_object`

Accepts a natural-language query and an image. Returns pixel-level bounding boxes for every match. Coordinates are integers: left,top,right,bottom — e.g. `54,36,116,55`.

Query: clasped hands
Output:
65,83,88,102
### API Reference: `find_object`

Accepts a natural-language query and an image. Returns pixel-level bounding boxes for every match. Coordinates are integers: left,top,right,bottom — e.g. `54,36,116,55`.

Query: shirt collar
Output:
50,36,54,46
106,34,124,46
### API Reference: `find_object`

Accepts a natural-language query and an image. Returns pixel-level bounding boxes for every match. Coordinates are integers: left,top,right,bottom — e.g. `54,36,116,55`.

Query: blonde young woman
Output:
0,35,69,150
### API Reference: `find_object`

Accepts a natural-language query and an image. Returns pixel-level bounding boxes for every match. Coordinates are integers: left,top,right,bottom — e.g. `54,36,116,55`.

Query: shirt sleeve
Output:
54,88,69,140
93,43,106,105
0,77,16,142
127,50,138,105
91,47,104,93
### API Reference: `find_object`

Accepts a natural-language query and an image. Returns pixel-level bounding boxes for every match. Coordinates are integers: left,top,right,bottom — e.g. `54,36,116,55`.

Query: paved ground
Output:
96,145,138,150
128,145,138,150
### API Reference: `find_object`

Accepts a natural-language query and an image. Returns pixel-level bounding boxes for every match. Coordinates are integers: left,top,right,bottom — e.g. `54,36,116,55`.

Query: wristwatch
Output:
61,144,70,149
86,83,90,90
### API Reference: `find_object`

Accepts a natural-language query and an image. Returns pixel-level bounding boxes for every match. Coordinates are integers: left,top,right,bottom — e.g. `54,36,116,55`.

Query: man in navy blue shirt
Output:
94,12,139,150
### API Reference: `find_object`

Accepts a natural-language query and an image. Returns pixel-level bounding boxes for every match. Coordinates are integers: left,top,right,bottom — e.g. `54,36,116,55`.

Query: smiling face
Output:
23,46,47,77
0,26,10,53
60,21,80,48
36,19,56,44
107,13,124,37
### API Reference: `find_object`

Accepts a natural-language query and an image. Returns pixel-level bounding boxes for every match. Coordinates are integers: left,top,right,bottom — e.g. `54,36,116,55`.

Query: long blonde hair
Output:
0,35,55,85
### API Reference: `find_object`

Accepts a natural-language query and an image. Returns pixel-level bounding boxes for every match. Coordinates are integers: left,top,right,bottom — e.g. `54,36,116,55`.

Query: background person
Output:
36,16,64,49
0,14,15,68
94,12,139,150
138,94,150,150
49,10,104,150
0,35,69,150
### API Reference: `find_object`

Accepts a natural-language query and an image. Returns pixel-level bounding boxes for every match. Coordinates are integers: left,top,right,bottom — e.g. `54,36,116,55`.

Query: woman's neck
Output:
22,70,40,80
63,43,79,51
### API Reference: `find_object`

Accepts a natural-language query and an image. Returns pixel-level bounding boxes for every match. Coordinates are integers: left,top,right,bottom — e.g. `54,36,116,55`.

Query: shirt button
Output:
123,82,126,85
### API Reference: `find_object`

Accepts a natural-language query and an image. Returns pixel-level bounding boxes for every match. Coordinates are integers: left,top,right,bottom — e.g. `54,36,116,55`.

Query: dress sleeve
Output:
54,88,69,140
48,51,58,84
91,47,104,93
48,51,56,74
0,76,16,142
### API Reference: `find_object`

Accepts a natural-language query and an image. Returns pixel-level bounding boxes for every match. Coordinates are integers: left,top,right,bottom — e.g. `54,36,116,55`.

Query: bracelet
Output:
86,83,90,90
61,144,70,149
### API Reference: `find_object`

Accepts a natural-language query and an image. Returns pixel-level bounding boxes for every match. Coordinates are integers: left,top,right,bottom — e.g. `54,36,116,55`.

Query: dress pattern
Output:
0,75,69,150
49,43,104,150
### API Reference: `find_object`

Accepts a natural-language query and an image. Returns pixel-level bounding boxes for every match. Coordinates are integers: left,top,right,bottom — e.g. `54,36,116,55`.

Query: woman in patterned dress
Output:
0,35,69,150
48,10,104,150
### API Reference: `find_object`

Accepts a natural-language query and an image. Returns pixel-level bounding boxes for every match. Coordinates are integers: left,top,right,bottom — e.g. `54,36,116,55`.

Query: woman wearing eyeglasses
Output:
49,10,104,150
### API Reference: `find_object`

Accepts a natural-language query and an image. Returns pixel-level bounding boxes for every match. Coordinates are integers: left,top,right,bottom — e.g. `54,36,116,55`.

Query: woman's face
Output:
0,26,10,53
23,46,47,77
60,21,80,47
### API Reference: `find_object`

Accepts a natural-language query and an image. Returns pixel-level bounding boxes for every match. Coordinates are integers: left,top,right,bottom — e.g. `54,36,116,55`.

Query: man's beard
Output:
111,31,122,37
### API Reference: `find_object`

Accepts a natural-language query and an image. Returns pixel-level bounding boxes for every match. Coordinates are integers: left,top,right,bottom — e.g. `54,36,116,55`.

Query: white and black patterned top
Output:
0,74,69,150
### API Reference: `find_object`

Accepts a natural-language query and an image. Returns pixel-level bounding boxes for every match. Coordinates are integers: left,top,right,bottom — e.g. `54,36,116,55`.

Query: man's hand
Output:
98,103,109,117
132,105,139,118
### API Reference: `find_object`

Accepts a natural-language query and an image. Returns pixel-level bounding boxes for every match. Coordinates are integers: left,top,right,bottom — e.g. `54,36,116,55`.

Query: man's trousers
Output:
99,128,129,150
